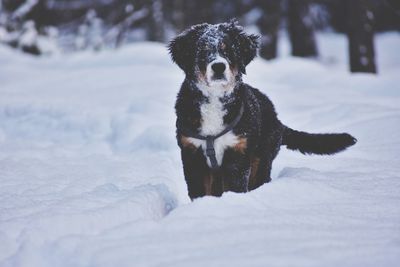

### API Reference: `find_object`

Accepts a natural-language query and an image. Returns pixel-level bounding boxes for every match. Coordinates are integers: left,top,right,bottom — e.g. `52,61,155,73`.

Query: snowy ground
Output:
0,32,399,267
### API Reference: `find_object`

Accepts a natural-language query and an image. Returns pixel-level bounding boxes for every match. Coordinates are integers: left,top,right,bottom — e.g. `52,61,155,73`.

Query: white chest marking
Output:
188,94,239,167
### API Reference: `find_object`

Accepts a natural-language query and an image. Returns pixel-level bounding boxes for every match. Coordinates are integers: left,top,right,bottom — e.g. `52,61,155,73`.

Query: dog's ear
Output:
227,20,259,74
168,23,209,74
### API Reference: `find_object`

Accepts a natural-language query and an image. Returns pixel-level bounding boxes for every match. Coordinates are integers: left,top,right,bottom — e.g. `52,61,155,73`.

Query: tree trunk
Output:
184,0,214,26
172,0,185,32
147,0,165,42
257,0,281,60
346,0,377,73
288,0,318,57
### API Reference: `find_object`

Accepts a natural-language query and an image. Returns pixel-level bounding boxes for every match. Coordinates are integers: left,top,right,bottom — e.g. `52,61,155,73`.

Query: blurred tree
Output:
0,0,50,55
184,0,215,26
0,0,396,67
168,0,185,31
147,0,165,42
257,0,281,60
346,0,377,73
288,0,318,57
327,0,399,33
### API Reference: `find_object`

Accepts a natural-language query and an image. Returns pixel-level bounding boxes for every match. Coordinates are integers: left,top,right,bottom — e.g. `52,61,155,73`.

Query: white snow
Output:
1,33,400,267
19,21,38,47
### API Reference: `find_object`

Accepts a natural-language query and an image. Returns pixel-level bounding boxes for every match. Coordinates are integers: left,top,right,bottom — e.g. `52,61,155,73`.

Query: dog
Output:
169,20,357,200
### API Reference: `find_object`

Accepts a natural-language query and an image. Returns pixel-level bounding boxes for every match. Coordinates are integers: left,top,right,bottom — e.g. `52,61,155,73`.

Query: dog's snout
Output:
211,62,226,74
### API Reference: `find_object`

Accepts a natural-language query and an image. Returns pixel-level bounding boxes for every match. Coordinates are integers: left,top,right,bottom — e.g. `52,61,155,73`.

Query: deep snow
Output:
0,33,399,267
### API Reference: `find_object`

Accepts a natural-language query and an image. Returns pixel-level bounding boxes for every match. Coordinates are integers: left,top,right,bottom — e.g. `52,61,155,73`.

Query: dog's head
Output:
169,20,259,94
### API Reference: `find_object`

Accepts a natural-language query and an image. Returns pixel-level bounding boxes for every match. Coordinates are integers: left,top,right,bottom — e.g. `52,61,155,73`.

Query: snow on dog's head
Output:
169,20,259,95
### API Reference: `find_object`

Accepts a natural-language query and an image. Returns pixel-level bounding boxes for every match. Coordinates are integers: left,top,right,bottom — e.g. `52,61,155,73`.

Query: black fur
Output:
283,128,357,155
169,21,357,200
169,23,209,76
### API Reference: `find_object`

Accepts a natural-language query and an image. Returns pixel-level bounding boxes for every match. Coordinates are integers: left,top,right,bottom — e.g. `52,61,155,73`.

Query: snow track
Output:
0,33,399,266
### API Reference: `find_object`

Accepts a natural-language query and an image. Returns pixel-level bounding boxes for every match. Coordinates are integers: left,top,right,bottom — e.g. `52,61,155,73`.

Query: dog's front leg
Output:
221,149,251,193
180,148,211,200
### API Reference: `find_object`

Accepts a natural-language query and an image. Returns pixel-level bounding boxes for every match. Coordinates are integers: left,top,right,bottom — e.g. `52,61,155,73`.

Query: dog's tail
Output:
282,126,357,155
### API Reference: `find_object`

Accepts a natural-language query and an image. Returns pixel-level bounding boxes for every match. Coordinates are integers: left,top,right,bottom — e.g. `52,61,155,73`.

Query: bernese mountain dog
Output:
169,20,356,200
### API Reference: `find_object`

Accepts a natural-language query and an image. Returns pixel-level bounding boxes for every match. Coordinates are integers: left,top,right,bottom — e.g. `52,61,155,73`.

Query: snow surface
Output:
0,33,399,267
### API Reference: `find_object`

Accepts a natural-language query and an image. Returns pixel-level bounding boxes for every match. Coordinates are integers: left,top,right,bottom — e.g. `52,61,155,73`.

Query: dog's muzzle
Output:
209,59,228,81
211,62,226,79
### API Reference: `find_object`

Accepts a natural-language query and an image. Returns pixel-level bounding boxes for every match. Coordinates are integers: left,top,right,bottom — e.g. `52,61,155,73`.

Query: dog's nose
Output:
211,62,226,74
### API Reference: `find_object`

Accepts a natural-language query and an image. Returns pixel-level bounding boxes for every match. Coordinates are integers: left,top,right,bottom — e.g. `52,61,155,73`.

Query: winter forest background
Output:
0,0,399,73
